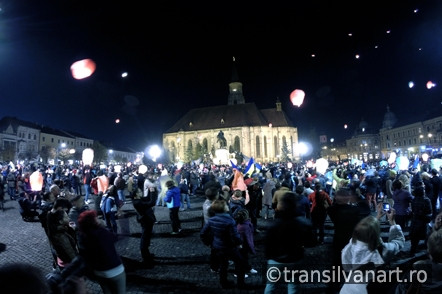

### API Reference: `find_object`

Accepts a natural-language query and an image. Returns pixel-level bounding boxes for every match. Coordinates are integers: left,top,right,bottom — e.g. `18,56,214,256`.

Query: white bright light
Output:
408,81,414,88
397,156,409,171
138,164,148,174
148,145,162,162
295,141,312,158
316,158,329,175
82,148,94,166
426,81,436,89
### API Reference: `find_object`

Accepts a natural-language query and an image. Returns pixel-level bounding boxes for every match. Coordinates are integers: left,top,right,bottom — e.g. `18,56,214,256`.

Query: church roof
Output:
165,102,295,133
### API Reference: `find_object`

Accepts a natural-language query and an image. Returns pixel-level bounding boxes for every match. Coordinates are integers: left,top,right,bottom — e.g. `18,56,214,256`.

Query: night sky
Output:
1,1,441,153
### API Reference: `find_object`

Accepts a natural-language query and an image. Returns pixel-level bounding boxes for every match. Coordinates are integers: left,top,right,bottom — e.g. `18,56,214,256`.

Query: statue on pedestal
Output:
217,130,227,148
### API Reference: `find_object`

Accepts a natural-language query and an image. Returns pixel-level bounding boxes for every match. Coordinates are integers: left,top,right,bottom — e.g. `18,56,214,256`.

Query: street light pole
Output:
57,143,66,165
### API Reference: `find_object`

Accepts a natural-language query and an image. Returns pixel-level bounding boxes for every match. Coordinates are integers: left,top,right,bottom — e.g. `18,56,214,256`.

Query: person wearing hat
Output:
164,180,182,235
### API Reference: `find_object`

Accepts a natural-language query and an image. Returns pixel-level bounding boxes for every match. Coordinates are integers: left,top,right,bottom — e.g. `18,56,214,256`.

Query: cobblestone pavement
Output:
0,193,427,294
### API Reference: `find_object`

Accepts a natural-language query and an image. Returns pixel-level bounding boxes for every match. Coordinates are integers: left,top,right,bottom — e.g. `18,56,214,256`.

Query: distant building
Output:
0,116,41,161
379,109,442,158
162,58,300,164
345,117,381,162
0,116,136,164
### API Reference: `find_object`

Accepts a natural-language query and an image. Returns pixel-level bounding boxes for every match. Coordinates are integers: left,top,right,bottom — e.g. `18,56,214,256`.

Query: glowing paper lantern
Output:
30,171,44,191
115,119,120,124
397,156,410,171
422,153,429,162
426,81,436,89
388,152,397,165
114,165,122,173
290,89,305,107
70,59,96,80
82,148,94,166
431,158,442,171
138,164,148,174
316,158,329,175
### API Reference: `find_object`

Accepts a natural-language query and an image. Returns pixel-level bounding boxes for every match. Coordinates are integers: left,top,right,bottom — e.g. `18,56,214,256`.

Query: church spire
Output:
227,56,245,105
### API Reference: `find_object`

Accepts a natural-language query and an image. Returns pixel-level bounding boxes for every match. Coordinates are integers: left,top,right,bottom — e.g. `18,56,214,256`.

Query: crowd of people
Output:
0,157,442,293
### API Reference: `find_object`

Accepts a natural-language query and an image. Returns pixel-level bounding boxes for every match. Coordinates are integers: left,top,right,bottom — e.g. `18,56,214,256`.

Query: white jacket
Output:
340,224,405,294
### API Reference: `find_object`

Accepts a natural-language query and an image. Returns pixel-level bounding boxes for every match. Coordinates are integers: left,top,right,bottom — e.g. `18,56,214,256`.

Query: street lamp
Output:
56,143,67,164
148,145,162,162
108,149,114,164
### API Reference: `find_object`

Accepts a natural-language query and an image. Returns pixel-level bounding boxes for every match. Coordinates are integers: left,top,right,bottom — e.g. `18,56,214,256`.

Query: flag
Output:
412,155,420,169
244,157,262,177
230,160,240,171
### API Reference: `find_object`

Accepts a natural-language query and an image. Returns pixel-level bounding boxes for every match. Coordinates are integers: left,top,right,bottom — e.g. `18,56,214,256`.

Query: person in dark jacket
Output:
326,187,370,294
46,209,79,269
200,199,247,289
409,181,432,256
133,185,158,268
77,210,126,294
264,191,314,293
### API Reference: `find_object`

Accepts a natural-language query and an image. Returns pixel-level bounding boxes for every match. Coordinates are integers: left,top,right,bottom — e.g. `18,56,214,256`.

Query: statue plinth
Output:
212,148,230,165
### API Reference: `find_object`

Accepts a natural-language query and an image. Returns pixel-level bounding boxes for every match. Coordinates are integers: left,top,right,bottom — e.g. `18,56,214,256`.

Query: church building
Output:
162,59,299,164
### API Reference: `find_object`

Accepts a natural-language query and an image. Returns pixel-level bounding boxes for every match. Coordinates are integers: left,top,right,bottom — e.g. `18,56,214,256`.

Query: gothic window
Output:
256,136,261,157
234,136,240,151
202,138,208,151
264,136,268,157
274,136,279,156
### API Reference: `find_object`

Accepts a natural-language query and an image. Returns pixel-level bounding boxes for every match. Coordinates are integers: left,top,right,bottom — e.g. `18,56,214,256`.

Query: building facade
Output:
162,59,299,164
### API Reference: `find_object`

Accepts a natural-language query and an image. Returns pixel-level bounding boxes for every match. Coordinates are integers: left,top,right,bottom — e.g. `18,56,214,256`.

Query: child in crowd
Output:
234,208,257,276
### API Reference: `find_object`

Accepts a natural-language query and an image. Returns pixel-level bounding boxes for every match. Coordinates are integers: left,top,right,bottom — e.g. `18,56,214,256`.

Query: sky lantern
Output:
138,164,148,174
70,59,96,80
315,158,329,175
115,118,120,124
290,89,305,107
82,148,94,166
30,170,43,191
426,81,436,89
397,155,409,171
388,152,397,165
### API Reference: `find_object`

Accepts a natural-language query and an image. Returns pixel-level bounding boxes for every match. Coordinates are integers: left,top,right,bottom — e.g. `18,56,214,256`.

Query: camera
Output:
383,203,390,212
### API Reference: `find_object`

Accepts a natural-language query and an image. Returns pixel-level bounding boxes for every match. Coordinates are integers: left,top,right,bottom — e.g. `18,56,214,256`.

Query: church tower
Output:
227,57,245,105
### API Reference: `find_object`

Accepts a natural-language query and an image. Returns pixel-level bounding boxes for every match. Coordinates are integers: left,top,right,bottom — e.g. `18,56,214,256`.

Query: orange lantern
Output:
30,171,44,191
290,89,305,107
70,59,96,80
